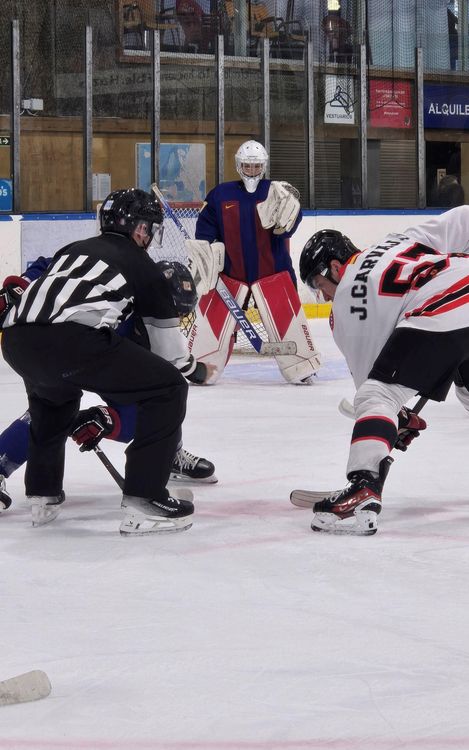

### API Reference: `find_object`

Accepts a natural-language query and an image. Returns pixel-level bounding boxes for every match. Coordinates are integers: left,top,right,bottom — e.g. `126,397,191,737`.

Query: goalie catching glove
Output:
185,240,224,298
0,276,29,327
394,406,427,452
70,406,120,451
256,181,301,235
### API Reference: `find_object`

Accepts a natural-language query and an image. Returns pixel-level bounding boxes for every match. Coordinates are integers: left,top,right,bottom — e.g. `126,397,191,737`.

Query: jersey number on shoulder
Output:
379,244,449,297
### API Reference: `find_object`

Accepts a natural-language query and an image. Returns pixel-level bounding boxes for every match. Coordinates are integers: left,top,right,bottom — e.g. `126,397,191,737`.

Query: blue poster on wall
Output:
424,84,469,129
0,179,12,211
136,143,206,202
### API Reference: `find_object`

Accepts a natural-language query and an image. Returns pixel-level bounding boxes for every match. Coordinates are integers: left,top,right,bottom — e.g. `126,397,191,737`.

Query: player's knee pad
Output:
251,272,321,384
186,274,249,381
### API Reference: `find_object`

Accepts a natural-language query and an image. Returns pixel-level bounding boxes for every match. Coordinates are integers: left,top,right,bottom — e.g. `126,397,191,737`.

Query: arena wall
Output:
0,209,445,310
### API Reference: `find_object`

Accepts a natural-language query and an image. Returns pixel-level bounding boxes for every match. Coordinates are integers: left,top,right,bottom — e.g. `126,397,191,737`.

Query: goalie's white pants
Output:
251,272,321,384
347,379,418,476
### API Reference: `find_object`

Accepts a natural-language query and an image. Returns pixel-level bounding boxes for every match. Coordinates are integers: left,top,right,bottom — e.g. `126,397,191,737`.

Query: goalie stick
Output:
150,183,296,357
0,670,51,706
290,396,428,508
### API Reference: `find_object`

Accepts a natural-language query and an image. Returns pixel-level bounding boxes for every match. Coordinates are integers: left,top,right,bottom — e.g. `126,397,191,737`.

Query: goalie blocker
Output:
188,271,321,384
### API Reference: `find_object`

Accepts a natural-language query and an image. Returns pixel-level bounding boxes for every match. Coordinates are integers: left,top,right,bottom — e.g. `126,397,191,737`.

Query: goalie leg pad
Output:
186,275,249,381
251,272,321,384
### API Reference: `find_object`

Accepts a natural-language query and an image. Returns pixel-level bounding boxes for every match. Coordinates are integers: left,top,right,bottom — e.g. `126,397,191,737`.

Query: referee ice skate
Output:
1,188,195,535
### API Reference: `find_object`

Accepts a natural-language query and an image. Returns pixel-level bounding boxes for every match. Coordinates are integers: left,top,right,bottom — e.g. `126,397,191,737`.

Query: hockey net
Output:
154,201,267,354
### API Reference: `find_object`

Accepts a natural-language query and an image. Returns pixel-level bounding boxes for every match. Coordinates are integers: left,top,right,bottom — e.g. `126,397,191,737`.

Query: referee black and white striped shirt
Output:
4,232,178,330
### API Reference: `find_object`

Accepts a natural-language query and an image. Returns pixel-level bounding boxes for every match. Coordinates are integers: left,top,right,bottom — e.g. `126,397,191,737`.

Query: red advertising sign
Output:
369,79,413,128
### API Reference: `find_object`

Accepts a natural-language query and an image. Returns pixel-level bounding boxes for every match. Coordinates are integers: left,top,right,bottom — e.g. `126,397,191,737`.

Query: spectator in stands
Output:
434,175,465,207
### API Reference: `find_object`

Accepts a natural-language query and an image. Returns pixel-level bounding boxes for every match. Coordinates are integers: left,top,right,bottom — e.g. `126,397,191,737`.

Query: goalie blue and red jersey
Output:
195,179,302,286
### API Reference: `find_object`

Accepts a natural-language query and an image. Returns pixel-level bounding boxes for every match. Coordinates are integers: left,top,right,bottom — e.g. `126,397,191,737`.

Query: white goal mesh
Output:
151,201,268,353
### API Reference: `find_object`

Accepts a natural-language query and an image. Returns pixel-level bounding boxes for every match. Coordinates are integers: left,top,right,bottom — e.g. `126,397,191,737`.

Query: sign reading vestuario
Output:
424,84,469,129
324,75,356,125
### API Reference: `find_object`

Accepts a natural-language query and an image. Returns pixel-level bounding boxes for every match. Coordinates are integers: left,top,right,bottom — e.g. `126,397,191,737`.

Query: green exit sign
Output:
0,136,11,146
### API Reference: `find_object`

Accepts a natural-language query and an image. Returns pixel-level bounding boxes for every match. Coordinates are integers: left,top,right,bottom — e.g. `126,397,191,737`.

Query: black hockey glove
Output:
395,406,427,452
70,406,120,452
0,275,29,326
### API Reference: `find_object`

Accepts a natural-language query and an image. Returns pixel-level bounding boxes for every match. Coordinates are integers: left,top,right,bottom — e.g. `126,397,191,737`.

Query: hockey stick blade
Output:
290,488,338,508
290,396,429,508
338,397,355,419
0,670,51,706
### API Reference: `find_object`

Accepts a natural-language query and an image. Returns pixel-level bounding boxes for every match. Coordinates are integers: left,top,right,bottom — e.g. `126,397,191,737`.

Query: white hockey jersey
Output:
331,206,469,388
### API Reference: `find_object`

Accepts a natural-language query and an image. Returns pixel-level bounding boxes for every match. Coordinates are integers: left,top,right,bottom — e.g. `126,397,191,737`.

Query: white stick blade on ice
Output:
290,489,338,507
338,398,355,419
0,670,51,706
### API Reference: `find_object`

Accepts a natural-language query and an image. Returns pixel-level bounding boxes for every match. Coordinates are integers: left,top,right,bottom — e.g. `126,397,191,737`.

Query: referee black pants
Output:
1,323,188,501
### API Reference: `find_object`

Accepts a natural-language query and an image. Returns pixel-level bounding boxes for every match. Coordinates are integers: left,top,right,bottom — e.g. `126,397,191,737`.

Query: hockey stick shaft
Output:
94,446,124,490
290,396,428,507
150,183,296,357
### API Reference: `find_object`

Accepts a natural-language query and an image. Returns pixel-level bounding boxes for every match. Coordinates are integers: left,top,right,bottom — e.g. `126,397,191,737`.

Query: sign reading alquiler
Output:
424,84,469,129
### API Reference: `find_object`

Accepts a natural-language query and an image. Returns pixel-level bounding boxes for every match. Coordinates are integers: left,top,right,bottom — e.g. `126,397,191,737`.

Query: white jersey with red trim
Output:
331,207,469,388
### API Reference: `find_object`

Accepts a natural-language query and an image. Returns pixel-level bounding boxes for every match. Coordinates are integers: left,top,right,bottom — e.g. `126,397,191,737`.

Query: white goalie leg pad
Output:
251,272,321,384
186,275,250,381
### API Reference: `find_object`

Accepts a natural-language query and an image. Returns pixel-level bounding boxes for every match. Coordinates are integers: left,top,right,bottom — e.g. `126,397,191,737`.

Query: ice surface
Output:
1,319,469,750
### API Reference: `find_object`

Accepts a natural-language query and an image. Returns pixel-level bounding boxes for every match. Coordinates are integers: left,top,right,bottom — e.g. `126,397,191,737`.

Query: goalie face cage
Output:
154,201,267,354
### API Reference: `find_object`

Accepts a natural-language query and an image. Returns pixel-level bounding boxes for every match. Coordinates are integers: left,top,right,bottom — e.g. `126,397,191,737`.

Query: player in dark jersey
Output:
1,188,203,535
0,251,218,514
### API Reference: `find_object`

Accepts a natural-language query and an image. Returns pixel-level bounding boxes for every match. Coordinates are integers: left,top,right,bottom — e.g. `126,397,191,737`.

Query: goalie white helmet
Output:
235,140,268,193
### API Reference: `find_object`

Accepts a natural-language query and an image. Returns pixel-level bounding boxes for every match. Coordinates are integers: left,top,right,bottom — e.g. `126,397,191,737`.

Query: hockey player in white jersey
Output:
298,205,469,536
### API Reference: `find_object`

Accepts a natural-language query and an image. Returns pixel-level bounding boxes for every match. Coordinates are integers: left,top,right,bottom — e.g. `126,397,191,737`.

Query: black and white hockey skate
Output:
170,447,217,484
0,474,12,511
120,488,194,536
311,471,383,536
27,491,66,527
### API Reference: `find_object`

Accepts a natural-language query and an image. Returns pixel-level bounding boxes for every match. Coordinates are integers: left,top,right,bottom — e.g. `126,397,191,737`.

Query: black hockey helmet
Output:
99,188,163,242
154,260,198,316
299,229,359,289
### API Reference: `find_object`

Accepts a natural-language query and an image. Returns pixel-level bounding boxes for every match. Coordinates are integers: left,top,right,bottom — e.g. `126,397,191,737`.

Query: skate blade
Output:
31,504,62,527
170,472,218,484
119,513,193,536
311,510,378,536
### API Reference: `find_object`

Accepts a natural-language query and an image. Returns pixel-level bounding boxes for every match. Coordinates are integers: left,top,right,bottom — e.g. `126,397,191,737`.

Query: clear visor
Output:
307,266,330,290
146,222,164,250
